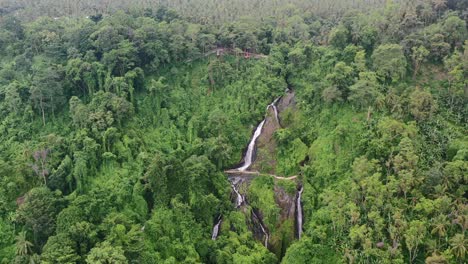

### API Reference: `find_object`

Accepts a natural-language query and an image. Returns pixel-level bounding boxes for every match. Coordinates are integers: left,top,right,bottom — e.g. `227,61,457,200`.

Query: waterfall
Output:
211,217,222,240
267,97,280,124
228,95,286,248
297,186,304,239
231,180,244,208
252,210,269,248
235,96,281,171
235,120,266,171
259,220,269,248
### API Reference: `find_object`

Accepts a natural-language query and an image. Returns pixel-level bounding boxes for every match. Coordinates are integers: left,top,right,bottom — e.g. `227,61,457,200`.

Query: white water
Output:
267,97,280,124
259,220,269,248
211,218,222,240
297,186,304,239
229,96,286,248
236,120,266,171
252,210,269,247
235,97,281,171
231,180,244,208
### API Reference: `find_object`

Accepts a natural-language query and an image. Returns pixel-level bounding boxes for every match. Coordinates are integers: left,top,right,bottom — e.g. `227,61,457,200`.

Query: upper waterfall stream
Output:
236,120,266,171
235,96,281,171
267,97,280,124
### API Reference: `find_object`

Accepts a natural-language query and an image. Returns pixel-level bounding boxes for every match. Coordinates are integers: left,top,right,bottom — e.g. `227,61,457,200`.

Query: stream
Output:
235,96,280,171
252,210,269,248
231,178,244,208
297,186,303,239
211,96,283,245
211,216,222,240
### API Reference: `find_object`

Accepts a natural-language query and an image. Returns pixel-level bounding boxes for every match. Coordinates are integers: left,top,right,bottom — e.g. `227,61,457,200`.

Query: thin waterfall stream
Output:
211,216,222,240
267,97,280,124
297,186,304,239
231,179,244,208
252,210,269,248
235,96,281,171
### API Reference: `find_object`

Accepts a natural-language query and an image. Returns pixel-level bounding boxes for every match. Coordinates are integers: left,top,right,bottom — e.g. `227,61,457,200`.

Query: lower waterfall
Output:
297,186,304,239
211,217,222,240
252,210,269,248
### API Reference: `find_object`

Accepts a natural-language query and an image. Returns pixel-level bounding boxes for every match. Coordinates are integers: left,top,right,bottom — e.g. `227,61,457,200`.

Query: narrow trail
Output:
224,170,298,180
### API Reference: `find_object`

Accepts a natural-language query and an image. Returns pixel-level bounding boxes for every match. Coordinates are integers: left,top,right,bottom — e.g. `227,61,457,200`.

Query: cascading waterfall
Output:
235,96,281,171
212,179,244,239
235,120,265,171
211,217,222,240
231,180,244,208
297,186,304,239
252,210,269,248
267,97,280,124
225,96,283,247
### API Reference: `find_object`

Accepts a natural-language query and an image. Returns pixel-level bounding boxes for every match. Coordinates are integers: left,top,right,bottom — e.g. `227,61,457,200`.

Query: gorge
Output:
212,90,304,257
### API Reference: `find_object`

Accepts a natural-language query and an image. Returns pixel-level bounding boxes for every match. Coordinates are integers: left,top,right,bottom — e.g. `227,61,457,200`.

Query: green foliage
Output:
30,61,65,125
0,218,15,262
276,180,296,196
41,234,80,264
16,187,64,247
276,138,308,176
372,44,407,83
248,176,279,232
328,25,349,49
144,199,203,262
441,15,467,47
409,88,437,122
282,238,342,264
86,241,128,264
348,71,382,109
0,2,466,263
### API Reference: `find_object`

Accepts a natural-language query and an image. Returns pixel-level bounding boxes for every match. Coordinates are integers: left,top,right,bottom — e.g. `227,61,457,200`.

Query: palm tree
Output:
431,215,447,237
425,252,448,264
432,0,447,16
15,231,33,256
29,254,41,264
432,0,447,10
431,215,448,249
450,234,466,259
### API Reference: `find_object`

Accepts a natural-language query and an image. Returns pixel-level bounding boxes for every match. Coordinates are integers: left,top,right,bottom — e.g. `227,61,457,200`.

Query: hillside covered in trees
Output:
0,0,467,263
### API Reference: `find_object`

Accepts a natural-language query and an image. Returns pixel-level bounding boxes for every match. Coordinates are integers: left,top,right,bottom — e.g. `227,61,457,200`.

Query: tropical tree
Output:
348,71,381,109
411,46,429,79
30,63,65,126
409,88,437,122
86,241,128,264
15,231,33,257
450,234,466,260
371,44,407,83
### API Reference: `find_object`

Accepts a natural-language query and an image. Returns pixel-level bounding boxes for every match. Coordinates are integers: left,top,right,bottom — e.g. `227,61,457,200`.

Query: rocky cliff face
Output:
271,184,297,258
225,90,300,259
218,90,301,259
251,90,296,174
275,185,296,222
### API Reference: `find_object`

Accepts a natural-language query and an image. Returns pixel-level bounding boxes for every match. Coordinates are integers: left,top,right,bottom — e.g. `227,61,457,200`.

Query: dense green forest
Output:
0,0,467,263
